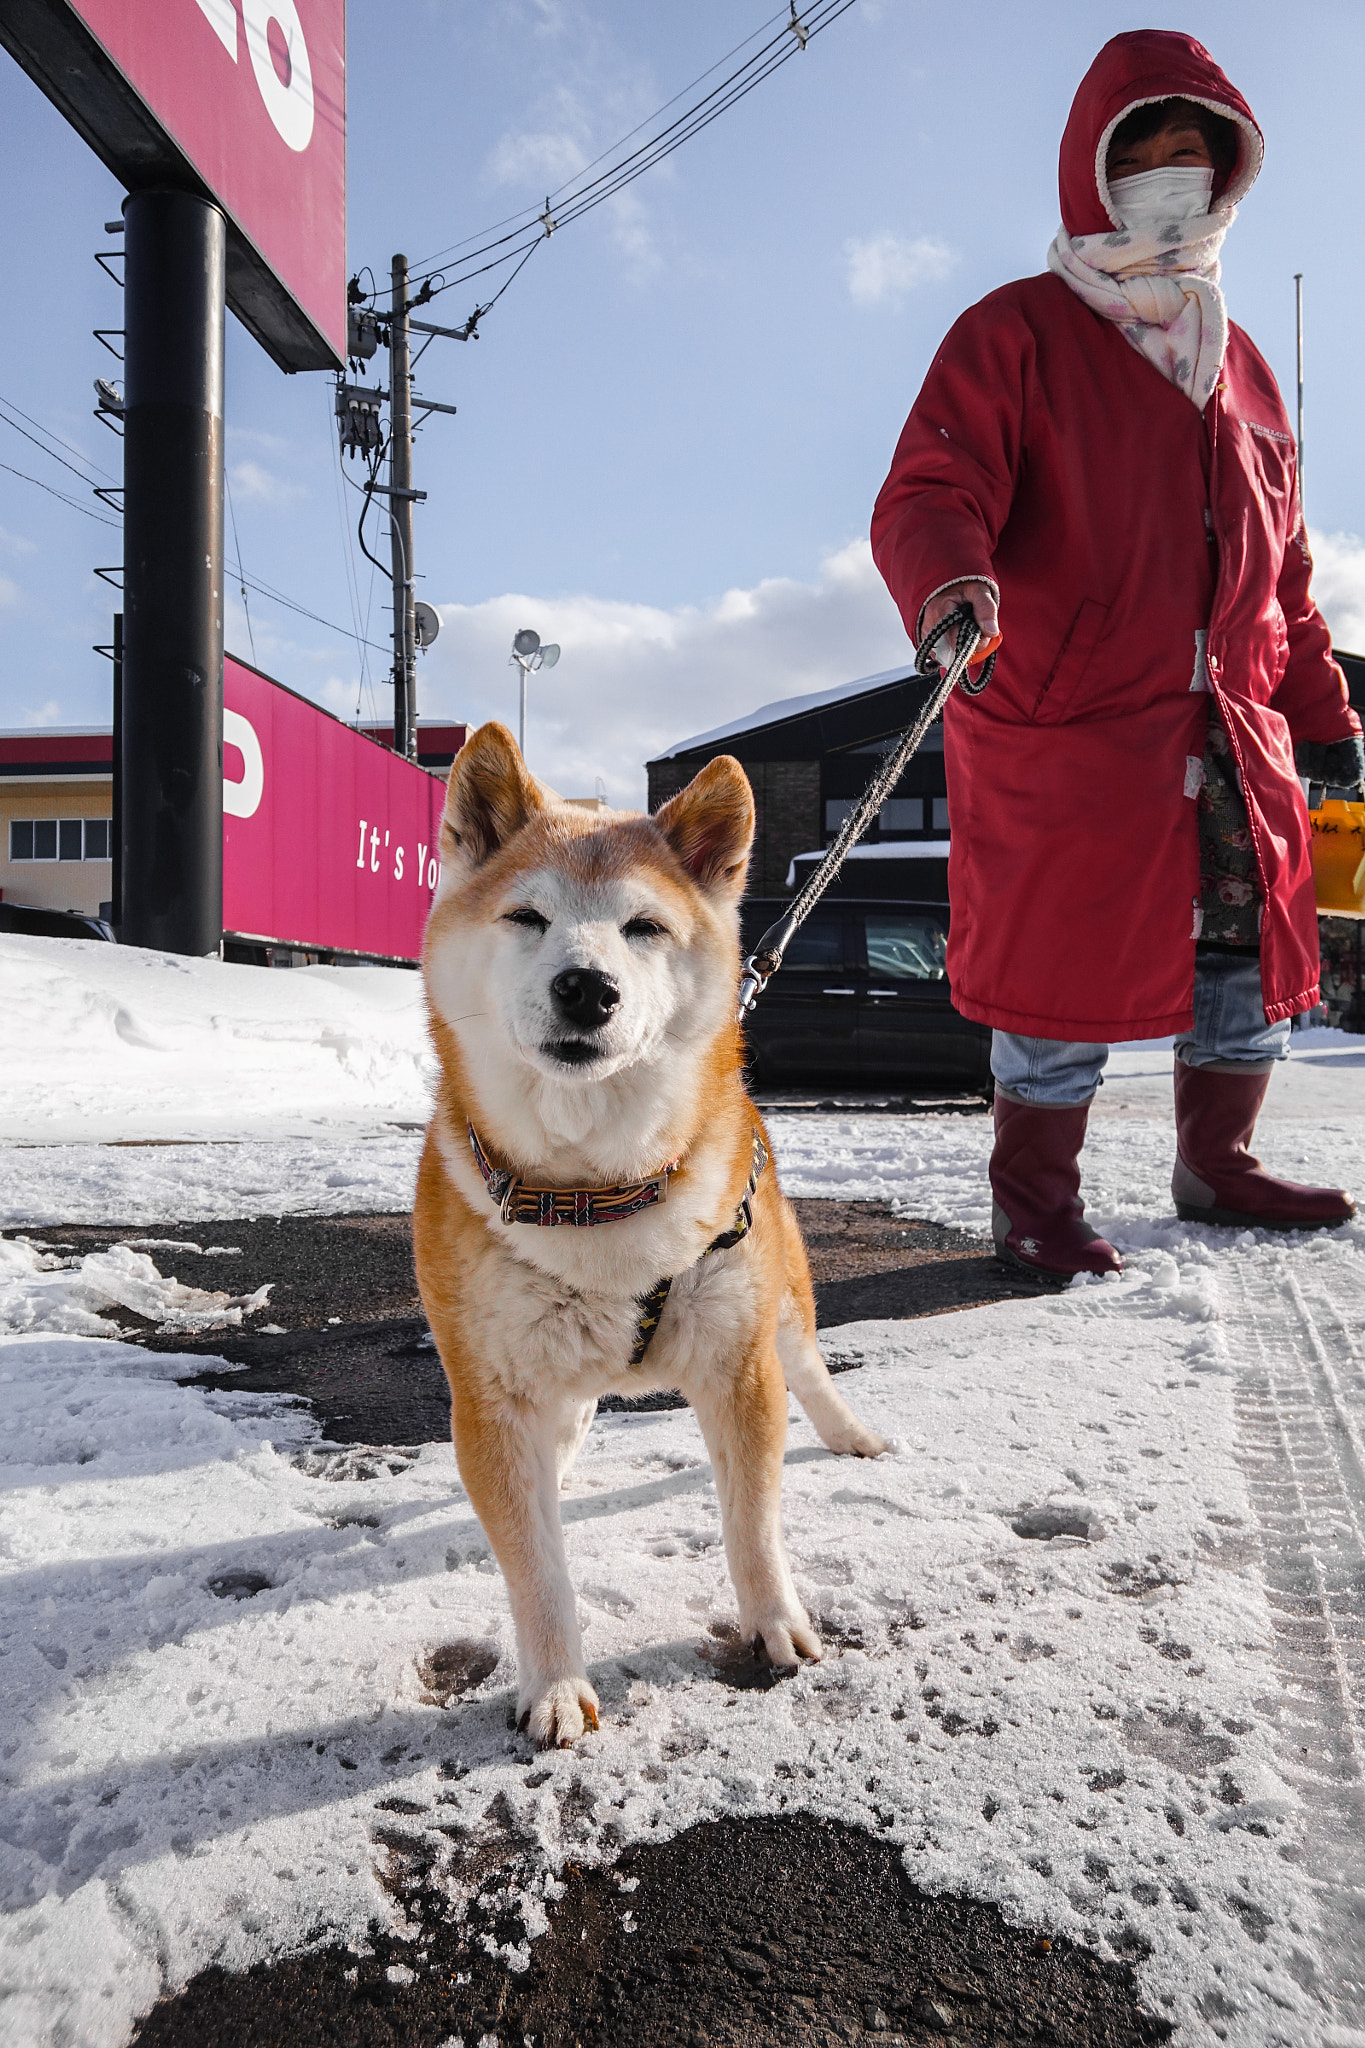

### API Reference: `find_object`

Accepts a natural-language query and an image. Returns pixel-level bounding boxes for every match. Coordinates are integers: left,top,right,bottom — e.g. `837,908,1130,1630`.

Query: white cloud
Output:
228,427,294,457
1306,527,1365,656
484,54,668,281
20,698,60,726
418,537,911,806
487,121,587,192
603,187,660,277
229,460,305,507
0,525,37,558
844,231,956,307
0,572,21,609
404,525,1360,812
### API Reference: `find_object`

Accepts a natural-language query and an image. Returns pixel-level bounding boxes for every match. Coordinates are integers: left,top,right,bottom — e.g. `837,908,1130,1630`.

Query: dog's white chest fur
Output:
432,1104,754,1401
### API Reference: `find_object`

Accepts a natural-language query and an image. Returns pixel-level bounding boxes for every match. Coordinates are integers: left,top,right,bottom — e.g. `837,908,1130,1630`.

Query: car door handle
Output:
822,987,857,996
866,988,901,997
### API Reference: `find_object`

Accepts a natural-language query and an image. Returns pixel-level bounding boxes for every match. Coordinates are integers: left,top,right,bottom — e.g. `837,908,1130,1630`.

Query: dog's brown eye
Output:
623,917,667,940
503,907,549,934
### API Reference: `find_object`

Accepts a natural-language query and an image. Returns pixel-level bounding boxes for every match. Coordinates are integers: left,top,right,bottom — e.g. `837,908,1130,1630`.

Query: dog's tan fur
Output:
414,722,887,1747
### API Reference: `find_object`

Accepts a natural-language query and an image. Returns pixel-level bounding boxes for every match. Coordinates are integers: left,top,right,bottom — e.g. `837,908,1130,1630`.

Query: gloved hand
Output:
919,580,1002,667
1295,733,1365,810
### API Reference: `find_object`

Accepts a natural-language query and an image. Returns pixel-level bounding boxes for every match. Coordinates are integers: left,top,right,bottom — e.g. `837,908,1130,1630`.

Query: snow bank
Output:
0,934,433,1146
3,1229,1357,2045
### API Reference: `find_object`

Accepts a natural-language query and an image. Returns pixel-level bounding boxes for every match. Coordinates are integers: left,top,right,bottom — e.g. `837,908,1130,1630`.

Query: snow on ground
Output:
0,934,432,1147
3,1244,1363,2047
2,934,1364,2045
0,1236,272,1340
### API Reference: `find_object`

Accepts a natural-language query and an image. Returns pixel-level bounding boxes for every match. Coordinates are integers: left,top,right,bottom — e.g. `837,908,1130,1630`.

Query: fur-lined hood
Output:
1059,29,1263,236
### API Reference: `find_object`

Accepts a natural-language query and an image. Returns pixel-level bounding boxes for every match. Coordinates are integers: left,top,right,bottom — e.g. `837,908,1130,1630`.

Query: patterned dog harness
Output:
467,1121,769,1367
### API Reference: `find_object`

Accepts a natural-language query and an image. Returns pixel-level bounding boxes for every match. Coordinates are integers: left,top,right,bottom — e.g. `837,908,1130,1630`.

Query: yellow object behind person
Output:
1311,800,1365,918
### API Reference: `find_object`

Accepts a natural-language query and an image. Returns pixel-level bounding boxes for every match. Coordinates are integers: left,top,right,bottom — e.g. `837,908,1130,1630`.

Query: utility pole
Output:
120,190,226,954
338,268,460,758
389,254,417,761
1294,272,1305,523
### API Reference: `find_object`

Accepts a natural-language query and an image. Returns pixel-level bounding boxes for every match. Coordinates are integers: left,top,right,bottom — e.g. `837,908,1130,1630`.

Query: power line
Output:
0,457,120,527
409,6,796,274
0,390,117,483
374,1,856,322
225,466,258,669
1,381,387,656
0,397,111,490
235,566,391,654
406,1,851,295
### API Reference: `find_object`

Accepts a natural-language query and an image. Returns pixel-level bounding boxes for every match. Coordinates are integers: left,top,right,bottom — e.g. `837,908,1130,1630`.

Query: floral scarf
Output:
1047,207,1233,409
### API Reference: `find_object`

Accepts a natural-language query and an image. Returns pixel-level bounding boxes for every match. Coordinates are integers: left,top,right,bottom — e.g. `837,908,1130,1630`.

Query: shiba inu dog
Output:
414,722,888,1748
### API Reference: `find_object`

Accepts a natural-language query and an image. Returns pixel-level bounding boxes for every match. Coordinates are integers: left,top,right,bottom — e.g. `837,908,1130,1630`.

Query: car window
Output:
864,911,947,981
780,916,846,970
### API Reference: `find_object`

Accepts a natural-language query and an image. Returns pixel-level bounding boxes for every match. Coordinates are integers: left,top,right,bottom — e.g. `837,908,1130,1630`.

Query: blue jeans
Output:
991,952,1291,1106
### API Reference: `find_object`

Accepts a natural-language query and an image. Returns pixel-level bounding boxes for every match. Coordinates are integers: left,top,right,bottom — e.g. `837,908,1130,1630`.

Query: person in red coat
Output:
872,28,1363,1283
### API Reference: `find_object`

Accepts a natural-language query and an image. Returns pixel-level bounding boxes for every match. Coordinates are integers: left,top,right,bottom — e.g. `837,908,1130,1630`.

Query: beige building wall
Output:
0,777,114,916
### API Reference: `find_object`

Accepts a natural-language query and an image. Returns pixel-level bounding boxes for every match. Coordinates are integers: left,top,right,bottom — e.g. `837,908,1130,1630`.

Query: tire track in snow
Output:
1227,1248,1365,2033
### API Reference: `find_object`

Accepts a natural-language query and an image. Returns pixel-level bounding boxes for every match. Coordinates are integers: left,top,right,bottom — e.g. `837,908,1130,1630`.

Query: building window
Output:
825,799,854,834
8,818,112,862
931,796,950,830
878,798,923,834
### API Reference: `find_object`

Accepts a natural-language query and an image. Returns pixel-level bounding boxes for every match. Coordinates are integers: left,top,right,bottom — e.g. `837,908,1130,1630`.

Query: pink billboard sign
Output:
3,0,345,369
223,656,448,961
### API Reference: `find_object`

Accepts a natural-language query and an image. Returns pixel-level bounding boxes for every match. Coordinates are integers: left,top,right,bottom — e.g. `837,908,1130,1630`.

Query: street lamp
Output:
509,627,560,760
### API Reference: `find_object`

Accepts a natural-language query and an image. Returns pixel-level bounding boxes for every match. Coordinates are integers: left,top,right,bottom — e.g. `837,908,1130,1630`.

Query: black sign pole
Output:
110,607,122,927
119,188,225,955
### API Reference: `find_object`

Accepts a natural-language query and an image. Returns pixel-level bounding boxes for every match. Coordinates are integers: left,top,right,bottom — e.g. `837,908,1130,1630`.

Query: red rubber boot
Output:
1172,1060,1357,1230
989,1090,1123,1284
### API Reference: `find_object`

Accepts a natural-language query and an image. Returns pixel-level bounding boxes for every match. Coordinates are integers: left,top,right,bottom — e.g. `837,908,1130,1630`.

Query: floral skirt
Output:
1196,711,1261,949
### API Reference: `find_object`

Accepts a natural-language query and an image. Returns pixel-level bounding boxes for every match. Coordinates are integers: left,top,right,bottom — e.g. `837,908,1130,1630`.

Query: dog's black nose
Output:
550,968,620,1031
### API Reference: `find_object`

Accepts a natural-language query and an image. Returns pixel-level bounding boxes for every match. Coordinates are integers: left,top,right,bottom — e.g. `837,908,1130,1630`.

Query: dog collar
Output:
467,1121,681,1228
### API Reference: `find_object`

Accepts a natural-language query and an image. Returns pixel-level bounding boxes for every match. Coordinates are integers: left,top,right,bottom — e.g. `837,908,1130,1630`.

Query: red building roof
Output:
0,728,113,775
356,721,467,769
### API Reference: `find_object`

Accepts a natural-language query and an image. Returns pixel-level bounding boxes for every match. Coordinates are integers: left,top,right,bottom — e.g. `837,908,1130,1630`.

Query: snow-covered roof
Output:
785,841,951,887
656,663,915,759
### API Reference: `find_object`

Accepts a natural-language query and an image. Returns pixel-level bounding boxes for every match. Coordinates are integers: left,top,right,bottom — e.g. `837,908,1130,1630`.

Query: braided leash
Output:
736,603,995,1018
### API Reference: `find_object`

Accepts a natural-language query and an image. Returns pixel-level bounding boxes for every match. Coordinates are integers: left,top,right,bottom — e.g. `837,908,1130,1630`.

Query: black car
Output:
0,902,114,942
738,896,991,1097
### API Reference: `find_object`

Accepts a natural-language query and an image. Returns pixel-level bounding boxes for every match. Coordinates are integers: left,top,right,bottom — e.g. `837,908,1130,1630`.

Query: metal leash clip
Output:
485,1167,520,1223
737,602,993,1020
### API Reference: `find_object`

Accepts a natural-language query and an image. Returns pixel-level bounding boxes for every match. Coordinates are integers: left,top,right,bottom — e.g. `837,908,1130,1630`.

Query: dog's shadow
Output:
557,1441,834,1527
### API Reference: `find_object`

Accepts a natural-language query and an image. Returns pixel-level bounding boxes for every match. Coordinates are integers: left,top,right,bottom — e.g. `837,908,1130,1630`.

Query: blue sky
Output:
2,1,1364,802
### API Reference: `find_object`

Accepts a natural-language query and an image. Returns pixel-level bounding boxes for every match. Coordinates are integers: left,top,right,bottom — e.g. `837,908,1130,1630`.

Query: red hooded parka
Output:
871,30,1361,1041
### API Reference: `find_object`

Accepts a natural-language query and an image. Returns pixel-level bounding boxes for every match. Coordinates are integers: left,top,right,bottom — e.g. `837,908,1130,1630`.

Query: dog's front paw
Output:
749,1609,821,1672
827,1419,890,1458
518,1675,600,1749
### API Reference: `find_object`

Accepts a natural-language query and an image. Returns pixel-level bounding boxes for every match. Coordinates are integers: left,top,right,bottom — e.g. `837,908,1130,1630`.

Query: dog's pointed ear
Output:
441,722,548,872
654,755,754,899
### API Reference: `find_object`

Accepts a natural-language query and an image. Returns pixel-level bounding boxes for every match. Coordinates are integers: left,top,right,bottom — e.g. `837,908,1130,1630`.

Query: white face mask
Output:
1110,165,1215,230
